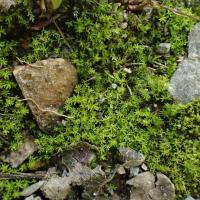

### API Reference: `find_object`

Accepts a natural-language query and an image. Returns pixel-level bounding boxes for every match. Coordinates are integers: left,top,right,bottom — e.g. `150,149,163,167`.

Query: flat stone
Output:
13,58,78,132
149,173,175,200
129,166,140,177
188,23,200,59
0,135,37,168
169,23,200,103
0,0,16,12
169,58,200,103
185,196,196,200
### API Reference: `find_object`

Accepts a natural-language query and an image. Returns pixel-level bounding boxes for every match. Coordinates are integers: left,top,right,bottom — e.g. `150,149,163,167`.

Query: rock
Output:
117,147,145,168
13,58,78,132
0,135,37,168
157,43,171,55
112,83,118,89
128,172,155,200
169,57,200,103
117,166,126,175
188,23,200,59
41,176,72,200
24,195,42,200
127,172,155,190
120,22,128,29
149,173,175,200
129,166,140,177
169,23,200,103
21,181,45,197
141,163,148,171
185,0,200,7
185,196,196,200
0,0,16,12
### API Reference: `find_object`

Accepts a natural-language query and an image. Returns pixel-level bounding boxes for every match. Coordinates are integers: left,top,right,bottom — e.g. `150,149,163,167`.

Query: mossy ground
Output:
0,0,200,199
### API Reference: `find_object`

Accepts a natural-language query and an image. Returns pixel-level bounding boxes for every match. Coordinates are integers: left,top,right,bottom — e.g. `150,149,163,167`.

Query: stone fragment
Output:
128,172,155,200
117,166,126,175
13,58,78,132
0,0,16,12
0,136,37,168
112,83,118,89
169,23,200,103
21,181,45,197
24,195,42,200
185,196,196,200
129,166,140,177
149,173,175,200
157,43,171,54
141,163,148,171
117,147,145,168
120,22,128,29
41,176,72,200
188,23,200,59
169,58,200,103
126,172,155,190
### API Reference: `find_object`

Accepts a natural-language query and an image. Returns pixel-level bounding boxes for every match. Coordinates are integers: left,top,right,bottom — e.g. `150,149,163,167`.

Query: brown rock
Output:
13,58,78,132
149,173,175,200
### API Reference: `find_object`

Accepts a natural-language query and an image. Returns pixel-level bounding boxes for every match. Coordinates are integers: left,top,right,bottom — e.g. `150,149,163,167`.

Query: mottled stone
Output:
0,136,37,168
169,23,200,103
149,173,175,200
0,0,16,12
169,58,200,103
117,147,145,168
188,23,200,59
13,58,78,132
157,43,171,55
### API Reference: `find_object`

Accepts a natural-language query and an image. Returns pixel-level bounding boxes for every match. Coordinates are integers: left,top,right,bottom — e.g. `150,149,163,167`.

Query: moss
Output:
0,0,200,199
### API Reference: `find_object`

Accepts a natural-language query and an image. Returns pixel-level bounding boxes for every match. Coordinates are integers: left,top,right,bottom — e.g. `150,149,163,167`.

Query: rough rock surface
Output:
0,0,16,12
0,135,37,168
13,58,78,132
169,23,200,103
127,172,175,200
149,173,175,200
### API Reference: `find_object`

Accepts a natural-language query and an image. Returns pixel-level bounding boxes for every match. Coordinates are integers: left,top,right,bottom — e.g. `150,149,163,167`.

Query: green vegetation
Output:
0,0,199,199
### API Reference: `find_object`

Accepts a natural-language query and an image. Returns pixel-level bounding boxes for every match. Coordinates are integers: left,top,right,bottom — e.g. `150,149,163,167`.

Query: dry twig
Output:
16,57,44,69
19,98,73,119
0,172,45,180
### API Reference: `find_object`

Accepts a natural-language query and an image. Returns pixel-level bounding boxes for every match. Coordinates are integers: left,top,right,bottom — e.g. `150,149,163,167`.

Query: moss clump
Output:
0,0,200,199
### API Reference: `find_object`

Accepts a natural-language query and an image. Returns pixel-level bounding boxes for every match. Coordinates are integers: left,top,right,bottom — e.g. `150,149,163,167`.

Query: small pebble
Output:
129,167,140,177
112,83,117,89
141,163,148,171
117,166,126,175
157,43,171,54
123,11,128,21
120,22,128,29
185,196,196,200
99,95,105,104
123,68,132,74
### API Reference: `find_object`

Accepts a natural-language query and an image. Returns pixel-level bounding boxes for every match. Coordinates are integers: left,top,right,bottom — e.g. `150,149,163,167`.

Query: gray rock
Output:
120,22,128,29
117,147,145,168
0,135,37,168
185,0,200,7
141,163,148,171
24,195,42,200
128,172,155,200
21,181,45,197
41,176,72,200
0,0,16,12
13,58,78,132
129,166,140,177
149,173,175,200
169,58,200,103
117,166,126,175
188,23,200,59
185,196,196,200
112,83,118,89
169,23,200,103
157,43,171,54
127,172,155,190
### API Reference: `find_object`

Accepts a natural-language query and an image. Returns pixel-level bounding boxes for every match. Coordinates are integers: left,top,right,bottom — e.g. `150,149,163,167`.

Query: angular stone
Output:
169,58,200,103
13,58,78,132
0,0,16,12
149,173,175,200
188,23,200,59
0,135,37,168
157,43,171,55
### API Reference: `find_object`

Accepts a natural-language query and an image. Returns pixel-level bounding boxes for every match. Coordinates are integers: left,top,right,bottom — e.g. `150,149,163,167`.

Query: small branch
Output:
0,172,45,180
151,1,200,21
19,98,73,119
16,57,44,69
53,20,71,50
